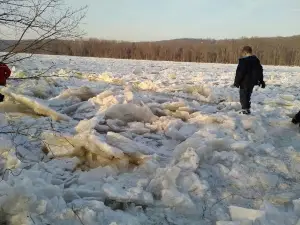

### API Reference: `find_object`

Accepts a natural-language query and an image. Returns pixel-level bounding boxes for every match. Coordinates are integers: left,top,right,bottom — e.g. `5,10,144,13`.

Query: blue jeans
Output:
239,88,253,110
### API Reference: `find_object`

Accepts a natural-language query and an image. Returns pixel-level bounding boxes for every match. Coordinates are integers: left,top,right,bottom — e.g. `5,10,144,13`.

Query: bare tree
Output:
33,35,300,66
0,0,87,64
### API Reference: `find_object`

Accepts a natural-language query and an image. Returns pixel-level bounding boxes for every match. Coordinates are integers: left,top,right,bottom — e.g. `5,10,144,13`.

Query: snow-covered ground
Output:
1,54,300,225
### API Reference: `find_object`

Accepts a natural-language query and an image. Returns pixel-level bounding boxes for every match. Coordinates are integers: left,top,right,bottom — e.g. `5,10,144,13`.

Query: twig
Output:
0,0,87,63
71,206,85,225
9,75,76,80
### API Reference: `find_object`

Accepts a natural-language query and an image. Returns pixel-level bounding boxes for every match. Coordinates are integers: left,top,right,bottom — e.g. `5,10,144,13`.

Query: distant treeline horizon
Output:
2,35,300,66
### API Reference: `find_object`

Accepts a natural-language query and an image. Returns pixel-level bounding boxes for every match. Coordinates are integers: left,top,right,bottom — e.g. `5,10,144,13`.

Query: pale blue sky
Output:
68,0,300,41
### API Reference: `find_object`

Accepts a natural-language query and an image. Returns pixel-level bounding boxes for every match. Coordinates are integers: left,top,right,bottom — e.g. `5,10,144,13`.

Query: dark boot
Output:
292,111,300,124
239,109,251,115
0,94,4,102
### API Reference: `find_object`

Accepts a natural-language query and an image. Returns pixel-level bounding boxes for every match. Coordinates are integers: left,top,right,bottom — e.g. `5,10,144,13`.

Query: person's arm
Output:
258,63,264,83
3,64,11,79
234,59,245,87
257,61,265,88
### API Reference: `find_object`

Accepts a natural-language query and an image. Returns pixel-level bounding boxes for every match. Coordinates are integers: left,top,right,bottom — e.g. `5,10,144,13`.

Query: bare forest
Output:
3,35,300,66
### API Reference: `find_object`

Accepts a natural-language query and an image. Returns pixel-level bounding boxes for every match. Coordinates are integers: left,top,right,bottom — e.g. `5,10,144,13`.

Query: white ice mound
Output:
54,86,97,101
280,94,295,101
173,132,208,161
132,67,144,75
41,131,77,158
0,113,8,126
0,136,21,170
105,103,158,123
136,80,157,91
42,130,149,171
0,101,36,115
106,132,155,156
73,132,125,159
75,116,105,133
0,88,71,121
102,183,154,205
229,206,264,222
91,90,119,108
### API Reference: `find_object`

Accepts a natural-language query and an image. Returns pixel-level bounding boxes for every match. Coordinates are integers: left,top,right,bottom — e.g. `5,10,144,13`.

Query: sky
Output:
67,0,300,41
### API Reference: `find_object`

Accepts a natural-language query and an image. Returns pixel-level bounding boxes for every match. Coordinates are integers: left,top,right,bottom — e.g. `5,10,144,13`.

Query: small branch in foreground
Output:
0,0,87,63
8,75,74,80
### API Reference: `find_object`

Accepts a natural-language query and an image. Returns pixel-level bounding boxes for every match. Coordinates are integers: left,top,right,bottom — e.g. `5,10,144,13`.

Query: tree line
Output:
8,35,300,66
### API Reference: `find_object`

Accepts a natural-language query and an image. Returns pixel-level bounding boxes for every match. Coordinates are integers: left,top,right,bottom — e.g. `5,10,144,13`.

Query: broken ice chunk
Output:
229,206,264,221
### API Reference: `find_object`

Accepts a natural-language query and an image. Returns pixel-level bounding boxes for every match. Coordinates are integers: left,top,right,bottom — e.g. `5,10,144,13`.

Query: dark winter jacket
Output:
234,55,264,89
0,63,11,86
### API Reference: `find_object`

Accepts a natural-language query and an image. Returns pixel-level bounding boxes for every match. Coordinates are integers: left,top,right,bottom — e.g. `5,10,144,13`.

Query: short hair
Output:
242,46,252,54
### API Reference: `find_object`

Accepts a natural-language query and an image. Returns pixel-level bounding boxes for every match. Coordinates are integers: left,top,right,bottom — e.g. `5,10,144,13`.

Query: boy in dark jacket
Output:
0,62,11,102
233,46,265,114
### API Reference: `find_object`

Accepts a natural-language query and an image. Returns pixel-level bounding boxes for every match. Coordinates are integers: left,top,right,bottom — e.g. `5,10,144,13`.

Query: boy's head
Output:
241,46,252,56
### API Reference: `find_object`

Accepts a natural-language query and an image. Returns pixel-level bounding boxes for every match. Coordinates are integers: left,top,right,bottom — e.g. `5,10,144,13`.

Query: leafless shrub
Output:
0,0,87,64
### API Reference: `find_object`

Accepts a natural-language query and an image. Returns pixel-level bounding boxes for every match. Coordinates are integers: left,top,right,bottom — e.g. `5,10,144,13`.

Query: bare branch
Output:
0,0,87,63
